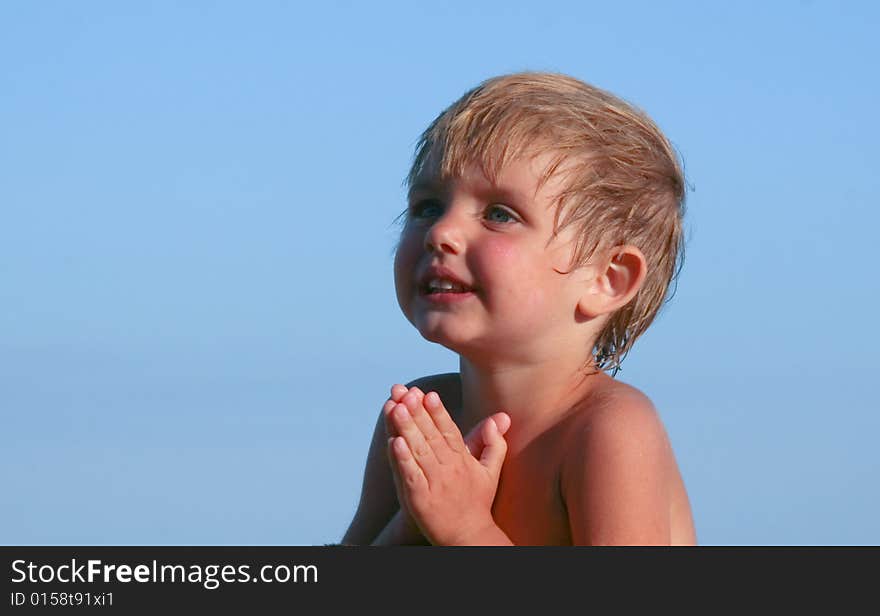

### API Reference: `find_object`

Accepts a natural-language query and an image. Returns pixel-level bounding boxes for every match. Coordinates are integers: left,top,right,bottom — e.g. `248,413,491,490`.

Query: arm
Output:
561,397,674,545
343,379,511,545
386,389,513,545
341,394,428,546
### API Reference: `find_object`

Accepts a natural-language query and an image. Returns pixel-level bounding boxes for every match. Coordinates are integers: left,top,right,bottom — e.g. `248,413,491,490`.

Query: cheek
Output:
394,232,422,304
394,231,419,274
393,250,409,296
481,236,519,268
481,236,543,284
480,237,553,312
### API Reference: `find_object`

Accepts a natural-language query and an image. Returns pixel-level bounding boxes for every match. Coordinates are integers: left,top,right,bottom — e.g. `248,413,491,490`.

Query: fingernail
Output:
395,404,409,420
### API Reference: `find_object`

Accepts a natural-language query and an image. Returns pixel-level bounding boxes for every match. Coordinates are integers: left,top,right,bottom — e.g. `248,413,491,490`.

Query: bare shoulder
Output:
405,372,462,414
340,372,461,545
561,377,674,489
560,377,687,545
560,377,696,545
405,372,461,392
575,378,669,446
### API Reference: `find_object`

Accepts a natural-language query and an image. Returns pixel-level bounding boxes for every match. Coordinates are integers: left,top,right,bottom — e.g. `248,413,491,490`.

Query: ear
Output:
576,246,647,319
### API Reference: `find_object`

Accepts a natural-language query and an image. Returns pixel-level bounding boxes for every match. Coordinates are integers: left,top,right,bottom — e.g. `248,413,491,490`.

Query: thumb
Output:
463,412,510,457
478,416,509,474
488,412,511,435
462,423,482,458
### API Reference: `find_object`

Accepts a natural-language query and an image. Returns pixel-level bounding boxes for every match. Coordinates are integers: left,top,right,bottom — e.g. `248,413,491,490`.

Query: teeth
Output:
430,279,455,290
427,278,468,292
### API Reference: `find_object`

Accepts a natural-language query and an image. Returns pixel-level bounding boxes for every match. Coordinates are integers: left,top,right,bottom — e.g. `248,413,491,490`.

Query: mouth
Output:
420,278,476,295
416,268,478,304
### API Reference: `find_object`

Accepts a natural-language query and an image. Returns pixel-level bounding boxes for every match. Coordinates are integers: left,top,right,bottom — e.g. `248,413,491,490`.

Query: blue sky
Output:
2,1,878,545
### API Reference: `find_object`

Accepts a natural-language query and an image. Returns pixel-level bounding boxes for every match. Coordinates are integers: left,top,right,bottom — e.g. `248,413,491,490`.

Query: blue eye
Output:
485,205,516,224
409,199,443,219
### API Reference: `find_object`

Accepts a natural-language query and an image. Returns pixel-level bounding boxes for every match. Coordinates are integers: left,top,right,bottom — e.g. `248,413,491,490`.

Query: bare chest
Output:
489,440,573,546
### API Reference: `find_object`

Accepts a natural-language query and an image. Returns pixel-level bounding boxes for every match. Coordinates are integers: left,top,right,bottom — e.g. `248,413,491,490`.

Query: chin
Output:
418,326,462,350
415,318,469,351
417,324,499,360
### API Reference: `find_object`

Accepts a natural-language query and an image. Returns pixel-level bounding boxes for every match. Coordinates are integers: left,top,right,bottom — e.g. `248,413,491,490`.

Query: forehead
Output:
408,147,574,206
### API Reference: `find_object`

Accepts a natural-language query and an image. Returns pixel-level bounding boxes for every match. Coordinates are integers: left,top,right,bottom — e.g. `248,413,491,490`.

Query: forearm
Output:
446,521,515,546
370,509,428,546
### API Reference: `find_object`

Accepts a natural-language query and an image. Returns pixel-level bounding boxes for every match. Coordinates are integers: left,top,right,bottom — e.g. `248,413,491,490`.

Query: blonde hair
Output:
404,72,686,373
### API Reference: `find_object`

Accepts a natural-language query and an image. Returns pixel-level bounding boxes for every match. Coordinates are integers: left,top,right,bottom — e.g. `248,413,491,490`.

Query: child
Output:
342,72,696,545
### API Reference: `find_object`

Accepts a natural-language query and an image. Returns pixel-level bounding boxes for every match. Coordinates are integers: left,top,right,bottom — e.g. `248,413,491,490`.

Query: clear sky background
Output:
2,1,878,546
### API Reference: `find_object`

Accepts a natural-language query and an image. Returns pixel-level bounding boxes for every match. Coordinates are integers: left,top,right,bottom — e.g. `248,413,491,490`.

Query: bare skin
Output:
343,376,510,545
343,152,696,545
343,372,696,546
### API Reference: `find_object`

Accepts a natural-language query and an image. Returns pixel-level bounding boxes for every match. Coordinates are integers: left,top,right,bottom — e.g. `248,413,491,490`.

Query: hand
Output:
381,385,509,545
384,385,511,545
384,384,509,458
379,386,429,544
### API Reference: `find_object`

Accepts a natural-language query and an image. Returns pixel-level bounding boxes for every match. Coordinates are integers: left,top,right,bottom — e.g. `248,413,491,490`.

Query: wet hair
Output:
404,71,686,373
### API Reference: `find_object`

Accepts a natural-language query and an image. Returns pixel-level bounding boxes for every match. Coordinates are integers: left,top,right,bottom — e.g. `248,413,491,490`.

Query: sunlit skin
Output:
394,154,589,368
343,151,696,545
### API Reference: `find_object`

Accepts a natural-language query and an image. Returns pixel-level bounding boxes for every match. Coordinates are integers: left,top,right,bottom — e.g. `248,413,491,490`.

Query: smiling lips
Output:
418,265,476,300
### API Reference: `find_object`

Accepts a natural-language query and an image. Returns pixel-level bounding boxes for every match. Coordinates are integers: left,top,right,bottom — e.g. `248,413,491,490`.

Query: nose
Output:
423,210,464,255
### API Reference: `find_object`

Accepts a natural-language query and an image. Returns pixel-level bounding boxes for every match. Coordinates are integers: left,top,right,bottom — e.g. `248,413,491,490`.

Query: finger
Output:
401,389,453,464
490,412,511,435
478,417,509,476
388,385,425,439
423,391,469,456
386,383,419,438
388,436,427,509
462,423,481,458
390,402,441,477
387,436,403,493
383,398,400,438
403,386,425,405
390,384,409,403
463,412,511,458
391,384,425,442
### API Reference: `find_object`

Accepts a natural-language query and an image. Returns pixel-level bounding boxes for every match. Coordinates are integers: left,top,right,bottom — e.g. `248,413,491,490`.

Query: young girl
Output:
343,72,696,545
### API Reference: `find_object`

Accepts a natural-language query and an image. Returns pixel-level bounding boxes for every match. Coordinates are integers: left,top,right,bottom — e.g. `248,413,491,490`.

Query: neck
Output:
456,348,607,443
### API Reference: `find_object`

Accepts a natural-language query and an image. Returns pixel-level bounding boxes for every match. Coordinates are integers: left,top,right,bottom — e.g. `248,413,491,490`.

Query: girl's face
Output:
393,152,584,361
